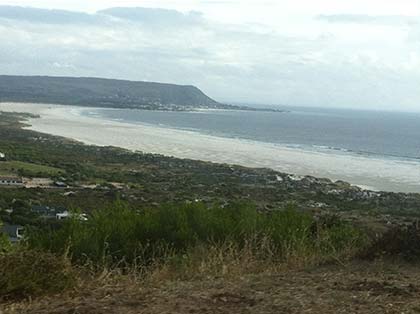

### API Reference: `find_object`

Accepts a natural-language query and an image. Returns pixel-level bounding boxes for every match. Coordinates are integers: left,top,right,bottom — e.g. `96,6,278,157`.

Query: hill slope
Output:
0,75,225,110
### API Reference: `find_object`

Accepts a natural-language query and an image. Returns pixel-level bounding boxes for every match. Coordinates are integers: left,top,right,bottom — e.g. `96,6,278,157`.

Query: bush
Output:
361,223,420,261
27,202,366,268
0,221,11,253
0,234,10,253
0,250,76,300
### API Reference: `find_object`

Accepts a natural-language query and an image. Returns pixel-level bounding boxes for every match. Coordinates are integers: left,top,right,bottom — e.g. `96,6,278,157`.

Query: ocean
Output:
84,106,420,162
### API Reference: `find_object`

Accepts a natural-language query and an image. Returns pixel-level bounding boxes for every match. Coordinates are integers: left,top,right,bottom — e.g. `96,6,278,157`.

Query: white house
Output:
56,211,88,221
0,152,5,160
0,176,24,186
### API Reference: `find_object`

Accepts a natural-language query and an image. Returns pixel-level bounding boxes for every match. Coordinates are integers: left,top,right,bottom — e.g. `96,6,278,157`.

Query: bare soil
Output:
2,260,420,314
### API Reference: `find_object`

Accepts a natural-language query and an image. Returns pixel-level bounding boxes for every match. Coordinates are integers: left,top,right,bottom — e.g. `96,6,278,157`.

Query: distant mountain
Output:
0,75,232,111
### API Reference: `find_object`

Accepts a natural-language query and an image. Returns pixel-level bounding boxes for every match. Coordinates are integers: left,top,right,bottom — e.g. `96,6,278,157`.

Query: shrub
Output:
0,221,11,253
360,223,420,261
0,234,10,253
27,202,366,268
0,249,76,300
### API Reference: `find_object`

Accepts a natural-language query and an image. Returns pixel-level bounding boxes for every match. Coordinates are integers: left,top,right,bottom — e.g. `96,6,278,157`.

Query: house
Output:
56,210,88,221
56,211,70,220
31,206,87,221
0,152,5,161
1,224,24,243
31,205,62,219
0,176,24,187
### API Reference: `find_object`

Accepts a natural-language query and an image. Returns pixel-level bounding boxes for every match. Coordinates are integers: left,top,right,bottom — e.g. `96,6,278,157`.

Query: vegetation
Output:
0,75,221,110
0,250,75,300
0,202,367,301
1,111,420,221
0,221,11,253
0,110,419,311
0,161,64,177
361,223,420,261
27,202,366,268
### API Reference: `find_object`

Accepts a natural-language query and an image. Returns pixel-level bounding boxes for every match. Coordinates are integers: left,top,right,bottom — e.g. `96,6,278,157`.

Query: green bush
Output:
0,234,10,253
27,202,366,267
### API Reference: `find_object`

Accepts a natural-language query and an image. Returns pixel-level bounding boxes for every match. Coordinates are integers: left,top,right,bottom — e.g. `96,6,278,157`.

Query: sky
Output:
0,1,420,111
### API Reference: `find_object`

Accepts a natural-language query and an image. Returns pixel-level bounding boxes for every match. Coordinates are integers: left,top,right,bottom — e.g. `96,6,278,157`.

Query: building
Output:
0,176,24,187
56,210,88,221
0,152,5,161
56,210,70,220
32,205,62,219
1,224,24,243
31,205,87,221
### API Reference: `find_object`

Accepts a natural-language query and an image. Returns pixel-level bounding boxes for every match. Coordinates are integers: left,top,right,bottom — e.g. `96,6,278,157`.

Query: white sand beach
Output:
1,102,420,193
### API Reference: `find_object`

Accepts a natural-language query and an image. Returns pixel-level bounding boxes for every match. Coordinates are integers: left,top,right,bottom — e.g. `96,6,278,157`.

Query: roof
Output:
0,176,23,182
32,205,68,216
1,224,23,237
32,205,54,213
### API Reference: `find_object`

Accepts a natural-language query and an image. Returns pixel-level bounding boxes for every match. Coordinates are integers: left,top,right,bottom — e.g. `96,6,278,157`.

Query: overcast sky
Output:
0,1,420,111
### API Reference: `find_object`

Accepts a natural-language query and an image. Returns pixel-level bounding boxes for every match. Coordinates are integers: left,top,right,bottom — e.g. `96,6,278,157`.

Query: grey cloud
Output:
0,6,103,24
0,6,420,110
0,5,204,28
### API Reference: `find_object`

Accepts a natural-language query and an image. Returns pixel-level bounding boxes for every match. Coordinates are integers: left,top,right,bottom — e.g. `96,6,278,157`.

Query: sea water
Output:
84,106,420,162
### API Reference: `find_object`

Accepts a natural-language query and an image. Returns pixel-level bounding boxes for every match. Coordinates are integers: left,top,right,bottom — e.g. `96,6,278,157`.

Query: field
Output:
0,161,64,177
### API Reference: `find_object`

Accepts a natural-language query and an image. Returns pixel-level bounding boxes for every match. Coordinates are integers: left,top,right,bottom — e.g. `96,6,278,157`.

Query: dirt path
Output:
2,261,420,314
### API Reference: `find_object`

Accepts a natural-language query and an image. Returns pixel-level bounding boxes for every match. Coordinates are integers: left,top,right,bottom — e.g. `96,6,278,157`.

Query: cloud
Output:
0,5,420,111
0,5,102,24
0,5,204,26
98,7,203,26
317,14,419,26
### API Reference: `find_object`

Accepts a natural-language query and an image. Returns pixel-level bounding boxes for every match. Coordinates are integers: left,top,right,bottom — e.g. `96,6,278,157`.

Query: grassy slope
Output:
0,161,64,176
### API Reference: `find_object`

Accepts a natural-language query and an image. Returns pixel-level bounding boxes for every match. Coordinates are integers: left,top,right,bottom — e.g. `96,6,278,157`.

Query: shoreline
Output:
1,102,420,193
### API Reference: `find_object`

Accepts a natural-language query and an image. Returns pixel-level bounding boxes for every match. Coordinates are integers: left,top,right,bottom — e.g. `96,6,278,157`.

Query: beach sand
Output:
1,102,420,193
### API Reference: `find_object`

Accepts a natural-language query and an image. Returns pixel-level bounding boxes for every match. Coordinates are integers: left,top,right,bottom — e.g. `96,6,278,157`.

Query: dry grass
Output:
0,224,414,314
3,260,420,314
0,205,372,312
0,250,76,301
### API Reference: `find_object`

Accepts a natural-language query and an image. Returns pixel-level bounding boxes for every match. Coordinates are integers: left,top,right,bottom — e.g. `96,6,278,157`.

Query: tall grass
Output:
27,202,367,270
0,203,368,300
